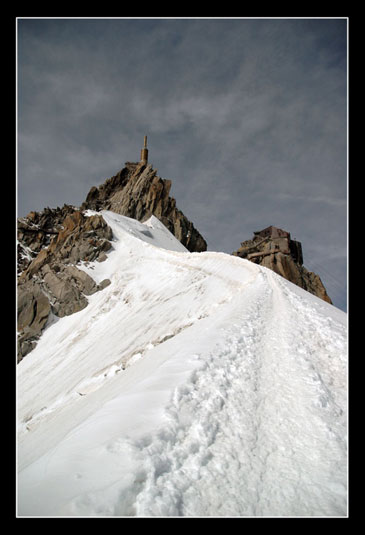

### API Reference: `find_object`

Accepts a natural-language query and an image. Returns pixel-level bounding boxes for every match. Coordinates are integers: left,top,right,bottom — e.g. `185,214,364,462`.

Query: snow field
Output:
17,211,347,517
17,213,254,442
128,271,347,516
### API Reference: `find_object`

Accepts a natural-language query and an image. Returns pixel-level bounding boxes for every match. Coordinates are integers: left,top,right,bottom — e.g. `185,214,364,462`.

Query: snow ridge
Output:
17,211,347,517
82,271,346,517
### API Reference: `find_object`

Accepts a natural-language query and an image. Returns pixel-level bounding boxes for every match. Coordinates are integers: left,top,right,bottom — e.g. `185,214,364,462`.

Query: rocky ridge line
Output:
81,161,207,253
17,162,208,361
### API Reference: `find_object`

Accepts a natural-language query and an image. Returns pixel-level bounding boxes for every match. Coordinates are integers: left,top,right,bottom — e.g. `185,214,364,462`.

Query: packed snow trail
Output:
17,211,347,517
120,271,346,517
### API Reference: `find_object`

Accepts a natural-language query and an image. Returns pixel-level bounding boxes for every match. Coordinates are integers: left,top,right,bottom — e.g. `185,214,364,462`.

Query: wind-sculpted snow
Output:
17,211,347,517
126,273,346,517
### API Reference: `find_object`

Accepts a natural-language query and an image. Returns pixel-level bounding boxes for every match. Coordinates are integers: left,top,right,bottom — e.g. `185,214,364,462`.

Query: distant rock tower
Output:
140,135,148,164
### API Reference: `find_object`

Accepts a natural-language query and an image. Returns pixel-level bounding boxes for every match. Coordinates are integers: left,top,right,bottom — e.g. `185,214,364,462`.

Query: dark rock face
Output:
17,210,113,362
232,226,332,304
81,162,207,253
17,281,52,358
17,204,77,274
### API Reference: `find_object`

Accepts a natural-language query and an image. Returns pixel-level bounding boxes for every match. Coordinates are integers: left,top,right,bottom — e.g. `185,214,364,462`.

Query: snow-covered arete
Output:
17,210,347,517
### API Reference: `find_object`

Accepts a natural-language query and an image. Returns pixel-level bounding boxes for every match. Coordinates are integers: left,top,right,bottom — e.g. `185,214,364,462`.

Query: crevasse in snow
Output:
17,210,347,517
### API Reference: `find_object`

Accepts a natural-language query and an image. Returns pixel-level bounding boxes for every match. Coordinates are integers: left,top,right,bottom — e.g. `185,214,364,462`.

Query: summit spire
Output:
140,136,148,164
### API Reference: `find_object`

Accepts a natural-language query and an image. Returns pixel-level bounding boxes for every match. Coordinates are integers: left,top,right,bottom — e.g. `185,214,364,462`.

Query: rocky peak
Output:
232,225,332,304
17,153,333,364
17,161,207,362
81,162,207,253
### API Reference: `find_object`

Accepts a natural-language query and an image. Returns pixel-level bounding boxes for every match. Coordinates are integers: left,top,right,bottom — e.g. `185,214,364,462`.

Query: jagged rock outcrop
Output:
81,162,207,253
17,210,113,361
232,225,332,304
17,281,52,358
17,204,77,274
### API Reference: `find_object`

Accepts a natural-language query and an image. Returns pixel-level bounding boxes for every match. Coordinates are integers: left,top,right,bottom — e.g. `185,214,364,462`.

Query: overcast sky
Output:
17,18,347,311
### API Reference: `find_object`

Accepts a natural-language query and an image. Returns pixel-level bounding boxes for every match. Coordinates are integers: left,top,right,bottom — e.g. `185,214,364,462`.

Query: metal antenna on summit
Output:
140,136,148,164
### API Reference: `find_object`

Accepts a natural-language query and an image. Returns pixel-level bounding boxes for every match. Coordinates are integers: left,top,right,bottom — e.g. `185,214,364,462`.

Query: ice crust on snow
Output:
17,210,347,517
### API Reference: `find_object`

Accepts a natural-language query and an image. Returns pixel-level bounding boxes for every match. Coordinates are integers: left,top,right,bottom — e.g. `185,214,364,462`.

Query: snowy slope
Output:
17,210,347,517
